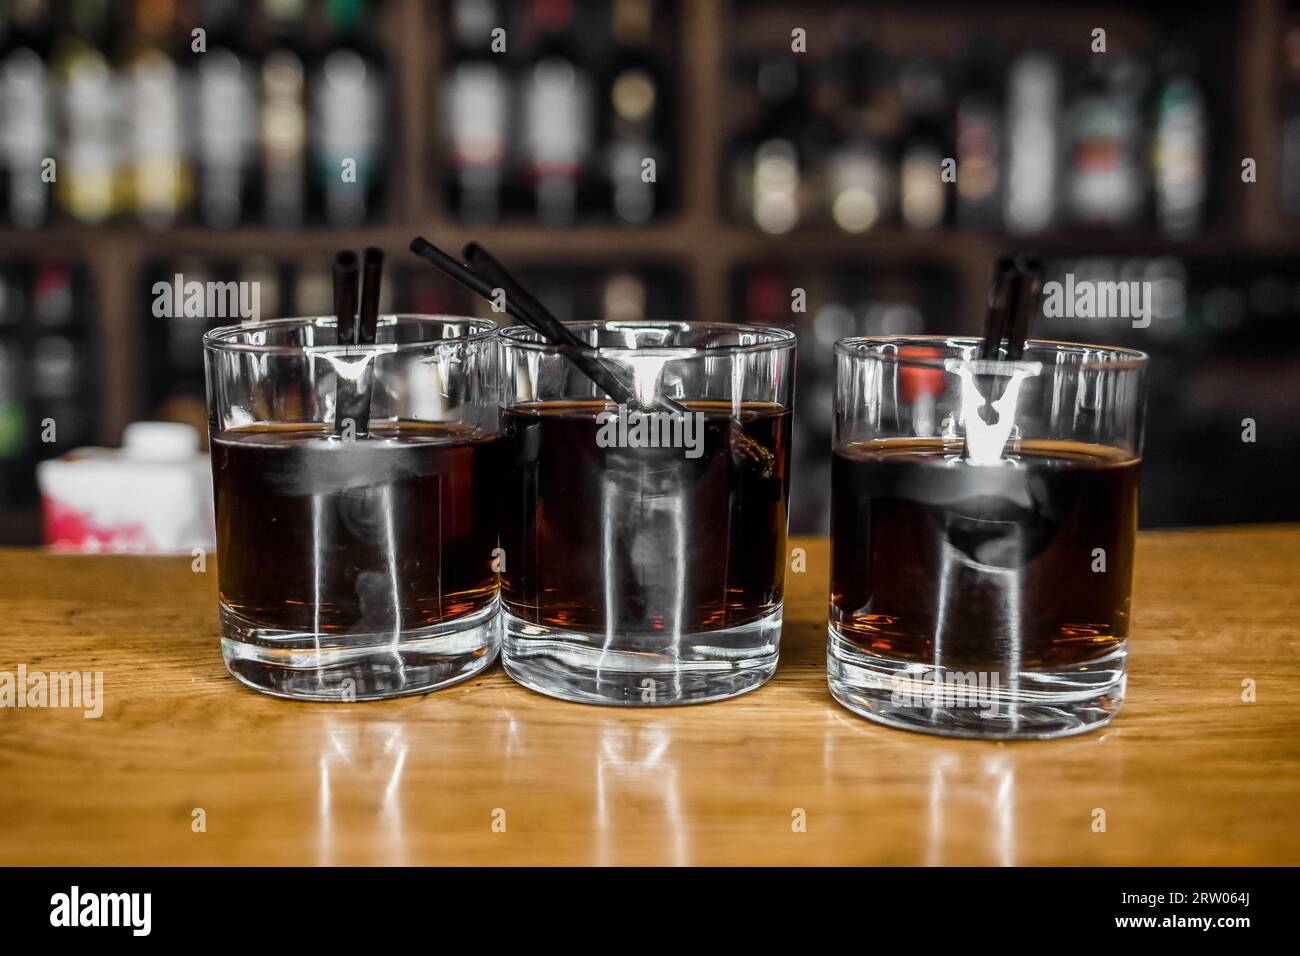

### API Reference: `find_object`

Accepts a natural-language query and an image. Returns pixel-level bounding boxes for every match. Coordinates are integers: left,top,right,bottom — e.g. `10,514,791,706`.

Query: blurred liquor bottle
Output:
823,25,897,234
1151,48,1207,237
954,41,1002,230
1064,56,1146,229
127,0,187,229
521,0,596,225
261,0,308,228
1,0,54,227
603,0,664,224
311,0,385,228
1003,51,1060,234
54,0,117,224
731,53,811,234
897,58,950,232
446,0,509,222
195,0,256,227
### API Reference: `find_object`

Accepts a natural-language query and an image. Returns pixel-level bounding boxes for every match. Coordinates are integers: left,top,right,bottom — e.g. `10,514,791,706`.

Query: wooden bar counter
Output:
1,526,1297,866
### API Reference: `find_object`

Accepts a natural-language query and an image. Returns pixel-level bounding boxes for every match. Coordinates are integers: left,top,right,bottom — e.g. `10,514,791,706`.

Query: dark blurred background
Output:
1,0,1298,543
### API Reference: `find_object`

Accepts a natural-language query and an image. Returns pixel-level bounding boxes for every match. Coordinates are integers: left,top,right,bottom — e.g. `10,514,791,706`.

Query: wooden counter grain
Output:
1,526,1297,866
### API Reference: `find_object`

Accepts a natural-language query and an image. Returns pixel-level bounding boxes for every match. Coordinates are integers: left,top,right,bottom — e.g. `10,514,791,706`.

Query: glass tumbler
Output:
204,315,501,701
498,321,796,706
829,336,1148,739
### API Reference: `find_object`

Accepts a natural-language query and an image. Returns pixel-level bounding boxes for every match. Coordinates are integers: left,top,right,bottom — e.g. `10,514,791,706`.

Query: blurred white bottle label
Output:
63,51,117,223
313,49,381,228
131,50,183,229
523,56,593,224
447,60,506,221
1005,53,1060,234
2,48,50,227
198,49,255,228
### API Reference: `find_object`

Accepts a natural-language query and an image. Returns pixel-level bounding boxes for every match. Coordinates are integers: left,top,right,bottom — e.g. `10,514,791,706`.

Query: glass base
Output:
502,605,782,706
221,599,501,702
827,629,1126,740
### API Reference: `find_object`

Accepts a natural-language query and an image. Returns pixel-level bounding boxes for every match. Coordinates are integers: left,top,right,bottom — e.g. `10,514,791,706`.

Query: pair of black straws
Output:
980,254,1045,362
332,246,385,349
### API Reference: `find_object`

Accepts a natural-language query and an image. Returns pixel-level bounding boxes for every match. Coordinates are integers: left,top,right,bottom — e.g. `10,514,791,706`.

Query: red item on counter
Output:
898,345,946,402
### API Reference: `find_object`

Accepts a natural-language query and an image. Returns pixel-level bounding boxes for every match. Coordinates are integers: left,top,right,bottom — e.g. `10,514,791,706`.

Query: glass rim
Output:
833,334,1149,370
499,319,798,356
202,314,499,354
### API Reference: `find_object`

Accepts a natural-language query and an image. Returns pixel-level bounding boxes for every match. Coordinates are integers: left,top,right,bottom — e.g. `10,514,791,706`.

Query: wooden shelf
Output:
9,220,1300,261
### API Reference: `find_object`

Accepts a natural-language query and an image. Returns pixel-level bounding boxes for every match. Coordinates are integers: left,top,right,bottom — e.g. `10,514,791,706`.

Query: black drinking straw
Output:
1003,254,1044,362
461,241,665,412
344,246,384,437
966,252,1045,446
970,255,1019,424
412,236,776,476
979,255,1018,361
333,251,359,347
332,248,380,440
472,235,777,477
462,243,561,345
409,236,635,406
358,246,383,347
333,251,360,439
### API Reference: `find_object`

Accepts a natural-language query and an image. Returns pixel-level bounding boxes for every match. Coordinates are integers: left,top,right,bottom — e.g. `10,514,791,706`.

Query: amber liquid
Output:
499,400,791,634
830,438,1139,669
213,422,500,633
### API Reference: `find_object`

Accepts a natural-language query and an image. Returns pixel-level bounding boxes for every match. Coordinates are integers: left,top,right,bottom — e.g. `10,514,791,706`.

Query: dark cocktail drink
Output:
500,400,790,634
831,438,1139,670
